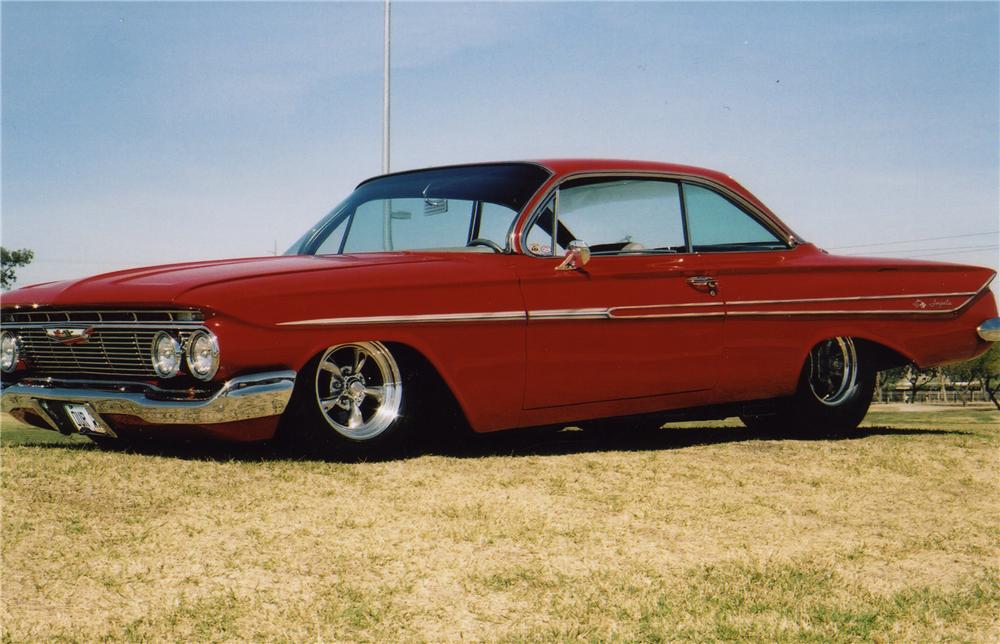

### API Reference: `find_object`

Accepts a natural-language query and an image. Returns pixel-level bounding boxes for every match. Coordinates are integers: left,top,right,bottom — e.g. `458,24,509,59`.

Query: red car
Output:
2,159,997,454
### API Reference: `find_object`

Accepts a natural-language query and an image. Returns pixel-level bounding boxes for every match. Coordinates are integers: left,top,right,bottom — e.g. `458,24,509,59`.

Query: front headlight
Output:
0,331,20,373
185,330,220,380
151,332,182,378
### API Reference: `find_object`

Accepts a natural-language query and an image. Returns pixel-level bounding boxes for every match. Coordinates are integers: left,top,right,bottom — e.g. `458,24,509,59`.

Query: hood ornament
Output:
45,327,95,345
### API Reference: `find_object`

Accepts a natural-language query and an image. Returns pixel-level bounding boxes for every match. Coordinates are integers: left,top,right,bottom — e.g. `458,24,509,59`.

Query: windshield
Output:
289,163,551,255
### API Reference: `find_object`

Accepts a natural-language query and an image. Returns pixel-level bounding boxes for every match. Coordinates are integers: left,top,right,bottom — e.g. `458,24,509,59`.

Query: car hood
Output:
3,254,434,309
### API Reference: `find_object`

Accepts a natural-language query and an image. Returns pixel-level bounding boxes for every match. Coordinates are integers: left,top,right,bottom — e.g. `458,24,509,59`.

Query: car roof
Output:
356,159,783,233
361,158,734,186
530,158,730,181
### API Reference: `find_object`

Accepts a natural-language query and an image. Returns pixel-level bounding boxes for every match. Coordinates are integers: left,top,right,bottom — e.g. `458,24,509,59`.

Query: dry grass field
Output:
2,405,998,642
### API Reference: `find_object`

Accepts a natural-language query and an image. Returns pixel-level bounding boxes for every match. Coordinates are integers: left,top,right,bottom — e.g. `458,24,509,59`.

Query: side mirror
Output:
555,240,591,271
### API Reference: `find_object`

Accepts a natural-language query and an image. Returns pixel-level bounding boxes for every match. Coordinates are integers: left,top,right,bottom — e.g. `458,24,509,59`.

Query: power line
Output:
843,246,998,260
828,230,998,250
901,249,999,260
842,243,999,256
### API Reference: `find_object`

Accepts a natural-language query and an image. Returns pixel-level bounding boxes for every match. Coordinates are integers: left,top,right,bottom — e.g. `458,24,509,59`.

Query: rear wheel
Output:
741,337,875,436
282,341,414,457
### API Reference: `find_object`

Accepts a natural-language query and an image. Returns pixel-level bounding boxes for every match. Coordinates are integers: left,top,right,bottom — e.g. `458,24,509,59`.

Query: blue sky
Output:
2,1,998,288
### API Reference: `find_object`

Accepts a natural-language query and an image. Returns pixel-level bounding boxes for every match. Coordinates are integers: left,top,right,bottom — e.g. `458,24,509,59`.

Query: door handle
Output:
686,275,718,296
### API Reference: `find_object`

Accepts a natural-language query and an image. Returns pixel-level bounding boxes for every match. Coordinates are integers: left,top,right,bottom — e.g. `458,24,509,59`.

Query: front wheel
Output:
281,341,414,457
741,337,875,436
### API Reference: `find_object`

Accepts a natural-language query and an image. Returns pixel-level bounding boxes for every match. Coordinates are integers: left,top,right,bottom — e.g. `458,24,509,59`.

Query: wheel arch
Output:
852,337,912,371
381,341,472,431
790,327,919,374
291,336,473,431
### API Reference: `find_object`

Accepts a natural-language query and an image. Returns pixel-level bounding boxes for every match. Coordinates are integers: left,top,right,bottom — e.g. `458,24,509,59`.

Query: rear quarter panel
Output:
715,245,997,401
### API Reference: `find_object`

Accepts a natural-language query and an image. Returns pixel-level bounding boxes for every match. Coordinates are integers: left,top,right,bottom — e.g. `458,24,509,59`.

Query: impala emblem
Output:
45,327,95,345
912,299,928,309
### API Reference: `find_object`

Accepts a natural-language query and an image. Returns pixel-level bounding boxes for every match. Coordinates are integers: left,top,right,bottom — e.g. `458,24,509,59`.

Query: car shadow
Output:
423,424,971,459
10,423,973,463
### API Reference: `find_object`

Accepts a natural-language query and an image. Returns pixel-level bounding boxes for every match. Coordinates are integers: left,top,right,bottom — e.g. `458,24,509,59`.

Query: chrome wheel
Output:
314,342,402,441
808,337,859,406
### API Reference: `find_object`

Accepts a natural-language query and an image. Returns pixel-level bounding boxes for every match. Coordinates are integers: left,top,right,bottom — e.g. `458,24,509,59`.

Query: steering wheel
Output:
467,238,504,253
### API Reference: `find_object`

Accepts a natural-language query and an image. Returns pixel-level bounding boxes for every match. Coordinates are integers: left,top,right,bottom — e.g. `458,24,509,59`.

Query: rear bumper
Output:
1,370,296,439
978,318,1000,342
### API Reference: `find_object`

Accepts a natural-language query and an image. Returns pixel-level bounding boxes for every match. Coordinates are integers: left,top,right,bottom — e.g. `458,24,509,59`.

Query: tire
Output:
741,337,875,436
280,341,415,458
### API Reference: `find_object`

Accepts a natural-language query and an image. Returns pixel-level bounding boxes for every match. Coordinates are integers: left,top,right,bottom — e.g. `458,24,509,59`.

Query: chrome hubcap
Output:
808,337,859,406
314,342,402,440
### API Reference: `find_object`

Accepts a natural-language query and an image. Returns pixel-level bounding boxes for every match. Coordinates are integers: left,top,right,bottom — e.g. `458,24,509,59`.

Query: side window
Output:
339,201,391,253
333,198,474,253
477,202,519,248
527,179,685,256
683,184,784,251
381,198,473,250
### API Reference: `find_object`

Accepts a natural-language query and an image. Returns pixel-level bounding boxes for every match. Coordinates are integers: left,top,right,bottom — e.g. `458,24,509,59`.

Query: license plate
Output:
64,404,106,434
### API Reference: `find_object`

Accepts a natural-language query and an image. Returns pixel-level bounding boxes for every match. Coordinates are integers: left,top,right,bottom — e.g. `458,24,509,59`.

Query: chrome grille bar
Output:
2,310,204,378
15,329,198,377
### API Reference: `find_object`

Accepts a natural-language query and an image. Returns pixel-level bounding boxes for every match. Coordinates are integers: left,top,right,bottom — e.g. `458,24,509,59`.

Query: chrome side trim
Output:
275,282,993,327
529,303,724,321
727,278,994,317
612,311,726,320
528,308,609,320
729,291,979,306
613,301,725,310
1,370,296,428
278,311,527,326
728,309,965,317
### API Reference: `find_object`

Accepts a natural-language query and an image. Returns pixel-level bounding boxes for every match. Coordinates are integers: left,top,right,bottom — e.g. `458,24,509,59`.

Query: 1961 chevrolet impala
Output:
2,159,998,454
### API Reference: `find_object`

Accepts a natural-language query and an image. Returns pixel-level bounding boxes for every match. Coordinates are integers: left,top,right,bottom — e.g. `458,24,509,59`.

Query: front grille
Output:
2,309,204,379
17,328,197,377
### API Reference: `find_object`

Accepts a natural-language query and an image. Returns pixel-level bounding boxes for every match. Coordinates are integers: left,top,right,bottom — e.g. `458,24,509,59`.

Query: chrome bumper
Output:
1,370,296,435
978,318,1000,342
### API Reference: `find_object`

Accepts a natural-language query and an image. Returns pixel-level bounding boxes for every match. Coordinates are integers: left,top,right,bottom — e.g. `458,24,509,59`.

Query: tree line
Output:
877,344,1000,410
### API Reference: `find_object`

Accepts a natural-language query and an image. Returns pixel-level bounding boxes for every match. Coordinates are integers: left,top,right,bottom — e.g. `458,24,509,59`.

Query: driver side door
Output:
514,177,724,409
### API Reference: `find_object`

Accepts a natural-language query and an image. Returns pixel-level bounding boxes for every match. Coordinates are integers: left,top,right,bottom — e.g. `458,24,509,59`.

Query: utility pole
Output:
381,0,393,249
382,0,391,174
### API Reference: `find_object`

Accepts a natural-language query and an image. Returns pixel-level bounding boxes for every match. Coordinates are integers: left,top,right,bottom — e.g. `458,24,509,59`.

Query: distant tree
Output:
0,247,34,290
876,366,907,403
901,364,937,404
978,345,1000,410
876,367,902,403
941,360,976,406
967,344,1000,410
